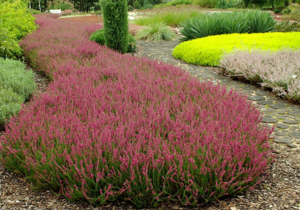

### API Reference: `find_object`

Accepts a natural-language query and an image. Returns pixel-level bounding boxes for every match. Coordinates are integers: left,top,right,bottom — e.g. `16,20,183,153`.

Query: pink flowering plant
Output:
0,15,273,208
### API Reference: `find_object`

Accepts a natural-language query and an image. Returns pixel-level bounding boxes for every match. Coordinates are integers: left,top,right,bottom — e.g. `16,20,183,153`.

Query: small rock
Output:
248,95,265,101
287,144,297,148
6,200,20,205
276,124,289,129
262,117,278,123
230,207,237,210
283,119,298,124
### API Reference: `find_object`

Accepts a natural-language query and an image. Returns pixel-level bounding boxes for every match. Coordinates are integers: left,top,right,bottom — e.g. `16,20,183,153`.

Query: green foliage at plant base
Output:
166,0,193,6
0,58,36,125
172,32,300,66
135,23,177,41
100,0,129,54
180,10,275,41
90,29,136,53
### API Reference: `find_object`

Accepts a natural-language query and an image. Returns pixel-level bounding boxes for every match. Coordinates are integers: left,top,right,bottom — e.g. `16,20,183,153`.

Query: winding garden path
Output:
135,39,300,150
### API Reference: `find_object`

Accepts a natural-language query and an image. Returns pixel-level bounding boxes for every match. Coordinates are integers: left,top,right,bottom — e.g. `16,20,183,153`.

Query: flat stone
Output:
248,95,265,101
274,137,293,144
261,117,278,123
297,149,300,153
257,100,273,105
243,85,256,90
288,111,300,116
288,132,300,138
290,126,299,131
255,91,267,96
276,124,289,129
275,132,287,136
287,144,298,148
283,119,299,124
269,104,286,109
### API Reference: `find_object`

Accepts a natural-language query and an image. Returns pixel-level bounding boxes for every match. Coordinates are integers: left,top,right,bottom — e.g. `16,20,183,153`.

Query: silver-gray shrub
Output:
0,58,36,125
220,49,300,101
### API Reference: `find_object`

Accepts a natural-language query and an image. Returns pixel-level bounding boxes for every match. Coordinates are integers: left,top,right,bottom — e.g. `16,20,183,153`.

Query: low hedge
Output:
0,58,36,125
173,32,300,66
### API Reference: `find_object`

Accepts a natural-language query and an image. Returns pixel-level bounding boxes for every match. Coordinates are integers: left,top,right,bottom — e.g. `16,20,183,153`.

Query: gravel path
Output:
0,39,300,210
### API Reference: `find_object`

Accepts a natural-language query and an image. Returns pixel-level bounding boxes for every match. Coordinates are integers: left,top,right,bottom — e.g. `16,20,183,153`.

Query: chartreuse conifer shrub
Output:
0,58,36,125
173,32,300,66
100,0,129,53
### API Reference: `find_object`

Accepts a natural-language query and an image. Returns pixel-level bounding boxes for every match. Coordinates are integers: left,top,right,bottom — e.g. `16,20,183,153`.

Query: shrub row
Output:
180,10,276,41
0,0,37,59
1,14,272,208
220,50,300,102
173,32,300,66
0,58,36,125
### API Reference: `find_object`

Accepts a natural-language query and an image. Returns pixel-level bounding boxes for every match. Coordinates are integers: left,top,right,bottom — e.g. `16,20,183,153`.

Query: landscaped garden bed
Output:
0,14,273,208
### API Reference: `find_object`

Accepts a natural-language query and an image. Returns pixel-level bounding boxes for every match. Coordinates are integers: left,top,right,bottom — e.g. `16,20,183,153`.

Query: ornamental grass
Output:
0,14,273,208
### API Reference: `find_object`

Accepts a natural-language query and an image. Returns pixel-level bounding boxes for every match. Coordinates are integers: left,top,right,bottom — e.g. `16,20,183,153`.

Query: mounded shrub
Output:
0,0,37,58
0,58,36,125
173,32,300,66
220,49,300,102
0,88,24,126
135,22,177,41
180,10,276,42
100,0,129,53
90,29,136,53
1,15,272,208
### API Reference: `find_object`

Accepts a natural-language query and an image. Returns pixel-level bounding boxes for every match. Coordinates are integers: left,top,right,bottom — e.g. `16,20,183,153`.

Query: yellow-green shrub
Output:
173,32,300,66
0,0,37,58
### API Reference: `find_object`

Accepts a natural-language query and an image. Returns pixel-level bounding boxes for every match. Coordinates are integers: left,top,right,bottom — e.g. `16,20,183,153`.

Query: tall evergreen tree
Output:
100,0,129,54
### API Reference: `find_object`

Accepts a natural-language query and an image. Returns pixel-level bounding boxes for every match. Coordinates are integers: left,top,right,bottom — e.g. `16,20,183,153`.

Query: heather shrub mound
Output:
1,15,272,208
90,29,136,53
173,32,300,66
220,49,300,102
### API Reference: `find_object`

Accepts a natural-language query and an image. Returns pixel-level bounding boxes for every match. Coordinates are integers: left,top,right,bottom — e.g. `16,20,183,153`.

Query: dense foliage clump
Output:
0,58,36,125
90,29,136,53
1,15,272,208
180,10,276,41
0,0,37,58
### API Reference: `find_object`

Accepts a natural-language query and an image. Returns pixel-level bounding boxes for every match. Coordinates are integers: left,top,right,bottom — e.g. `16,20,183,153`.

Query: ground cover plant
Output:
275,20,300,32
0,0,37,58
180,10,276,41
0,14,273,208
0,58,36,125
220,50,300,102
173,32,300,66
134,5,203,27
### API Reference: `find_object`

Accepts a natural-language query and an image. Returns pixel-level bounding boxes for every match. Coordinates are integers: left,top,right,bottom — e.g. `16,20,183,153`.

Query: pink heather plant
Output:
220,49,300,102
0,15,273,208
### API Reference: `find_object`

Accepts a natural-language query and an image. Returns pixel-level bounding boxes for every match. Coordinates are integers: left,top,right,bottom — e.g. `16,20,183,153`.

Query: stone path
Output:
135,39,300,152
